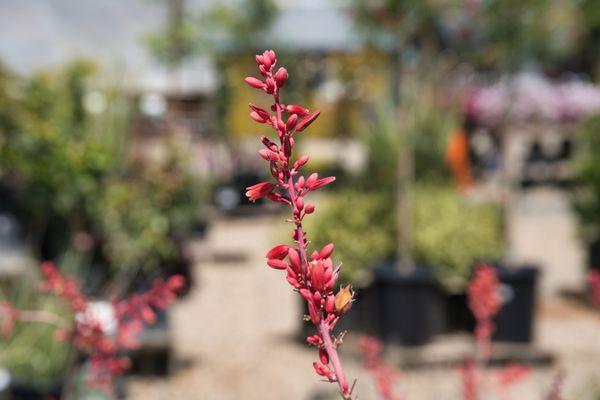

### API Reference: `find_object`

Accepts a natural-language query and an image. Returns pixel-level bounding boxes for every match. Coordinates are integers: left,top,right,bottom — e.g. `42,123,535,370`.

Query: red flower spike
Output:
295,110,321,132
245,50,354,398
245,182,275,202
267,259,288,270
274,67,288,88
286,104,309,117
266,244,290,260
245,77,264,89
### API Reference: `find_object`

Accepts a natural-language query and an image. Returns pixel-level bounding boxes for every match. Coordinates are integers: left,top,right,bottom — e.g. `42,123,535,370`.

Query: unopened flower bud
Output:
244,77,264,89
274,67,288,87
296,110,321,132
267,259,288,270
267,244,290,260
296,197,304,211
286,104,309,117
319,348,329,365
294,155,309,169
319,243,334,259
335,285,354,315
288,248,301,271
250,111,267,123
286,114,298,130
305,204,315,214
265,78,276,94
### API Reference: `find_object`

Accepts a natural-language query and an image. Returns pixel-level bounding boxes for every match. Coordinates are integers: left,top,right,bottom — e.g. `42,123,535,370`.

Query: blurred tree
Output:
0,63,207,294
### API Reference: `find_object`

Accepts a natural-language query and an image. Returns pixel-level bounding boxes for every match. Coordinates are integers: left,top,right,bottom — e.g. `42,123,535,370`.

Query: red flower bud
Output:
286,114,298,130
259,149,270,160
250,111,268,123
306,335,322,346
255,54,266,66
306,173,318,188
288,248,301,271
265,78,276,94
244,77,264,89
296,197,304,211
311,261,326,292
307,176,336,191
141,306,156,324
325,295,335,313
267,244,290,260
265,50,276,65
305,204,315,214
286,276,300,288
319,243,334,259
267,259,288,270
286,104,309,117
294,155,309,169
319,348,329,365
249,103,271,120
166,275,186,291
295,110,321,132
307,301,320,324
274,67,289,87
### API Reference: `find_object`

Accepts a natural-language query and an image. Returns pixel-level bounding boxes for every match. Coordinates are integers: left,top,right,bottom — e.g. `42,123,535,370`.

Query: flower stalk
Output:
244,49,357,399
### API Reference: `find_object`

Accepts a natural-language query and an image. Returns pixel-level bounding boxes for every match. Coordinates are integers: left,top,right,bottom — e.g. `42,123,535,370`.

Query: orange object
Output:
446,128,474,189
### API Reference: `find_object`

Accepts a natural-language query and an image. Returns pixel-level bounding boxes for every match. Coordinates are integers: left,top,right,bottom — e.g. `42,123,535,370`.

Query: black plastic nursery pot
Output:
493,265,539,343
373,263,445,346
10,379,63,400
444,264,539,343
588,239,600,271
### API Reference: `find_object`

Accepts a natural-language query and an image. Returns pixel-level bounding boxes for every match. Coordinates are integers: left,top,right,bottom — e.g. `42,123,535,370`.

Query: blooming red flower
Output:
245,181,275,202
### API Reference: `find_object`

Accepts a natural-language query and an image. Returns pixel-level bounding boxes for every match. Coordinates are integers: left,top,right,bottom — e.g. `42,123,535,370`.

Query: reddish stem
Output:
318,319,351,396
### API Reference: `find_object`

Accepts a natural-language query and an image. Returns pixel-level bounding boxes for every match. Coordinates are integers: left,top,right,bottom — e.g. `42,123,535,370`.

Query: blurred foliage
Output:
0,62,208,284
308,185,504,287
412,185,504,288
348,0,589,74
146,0,277,65
572,115,600,243
360,95,455,190
98,144,207,273
0,276,73,386
305,190,395,284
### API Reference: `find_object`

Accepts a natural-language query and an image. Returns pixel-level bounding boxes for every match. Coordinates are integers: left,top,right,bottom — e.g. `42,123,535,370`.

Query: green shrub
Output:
308,186,505,287
572,115,600,244
413,185,505,288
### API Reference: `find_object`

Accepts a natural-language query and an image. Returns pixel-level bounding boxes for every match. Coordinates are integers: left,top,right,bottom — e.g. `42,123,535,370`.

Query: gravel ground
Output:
128,189,600,400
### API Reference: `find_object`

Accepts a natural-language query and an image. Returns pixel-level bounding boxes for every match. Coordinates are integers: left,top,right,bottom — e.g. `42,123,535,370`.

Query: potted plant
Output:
572,115,600,272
